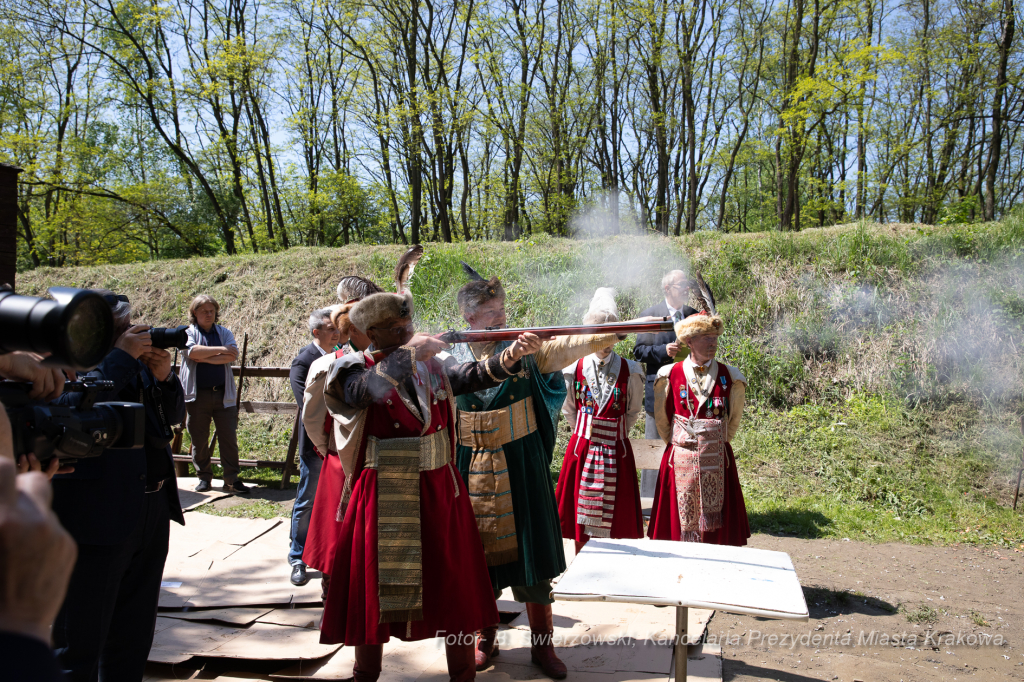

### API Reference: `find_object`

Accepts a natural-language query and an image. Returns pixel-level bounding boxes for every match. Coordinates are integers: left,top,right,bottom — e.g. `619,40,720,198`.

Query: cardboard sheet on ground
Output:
177,477,232,511
669,643,722,682
159,559,213,609
183,557,323,607
554,538,808,619
272,638,444,680
159,607,273,626
169,513,281,559
257,607,322,629
224,520,293,564
149,617,339,663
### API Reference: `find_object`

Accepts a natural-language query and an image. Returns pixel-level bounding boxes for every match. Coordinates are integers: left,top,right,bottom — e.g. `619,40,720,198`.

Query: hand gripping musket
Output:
368,318,675,361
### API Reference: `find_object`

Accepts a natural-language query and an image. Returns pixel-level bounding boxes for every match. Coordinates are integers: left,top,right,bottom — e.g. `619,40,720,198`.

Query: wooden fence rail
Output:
170,364,301,488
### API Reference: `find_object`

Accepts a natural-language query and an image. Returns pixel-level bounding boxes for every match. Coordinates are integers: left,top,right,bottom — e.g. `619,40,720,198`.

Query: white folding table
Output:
553,538,809,681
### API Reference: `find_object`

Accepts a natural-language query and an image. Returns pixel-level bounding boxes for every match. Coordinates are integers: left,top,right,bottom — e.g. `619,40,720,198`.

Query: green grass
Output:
903,604,940,624
18,216,1024,548
192,499,288,519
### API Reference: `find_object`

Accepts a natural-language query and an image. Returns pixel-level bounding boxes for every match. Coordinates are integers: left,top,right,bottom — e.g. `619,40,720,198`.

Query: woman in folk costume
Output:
302,295,379,601
647,275,751,546
316,249,545,682
555,288,645,554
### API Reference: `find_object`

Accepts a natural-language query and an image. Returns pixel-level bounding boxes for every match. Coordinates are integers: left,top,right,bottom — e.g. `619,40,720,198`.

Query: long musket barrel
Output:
437,319,674,344
369,318,675,361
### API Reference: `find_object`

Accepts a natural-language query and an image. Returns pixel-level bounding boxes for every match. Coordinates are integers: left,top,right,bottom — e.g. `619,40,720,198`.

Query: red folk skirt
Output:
646,441,751,546
302,452,345,575
555,431,643,542
319,462,499,645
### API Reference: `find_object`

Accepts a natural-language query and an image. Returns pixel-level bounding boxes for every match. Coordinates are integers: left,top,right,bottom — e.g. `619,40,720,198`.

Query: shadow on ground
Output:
747,509,833,539
799,584,898,619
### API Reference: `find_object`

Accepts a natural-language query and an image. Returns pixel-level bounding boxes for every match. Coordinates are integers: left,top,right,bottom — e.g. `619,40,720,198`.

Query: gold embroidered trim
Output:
364,429,451,472
457,397,537,566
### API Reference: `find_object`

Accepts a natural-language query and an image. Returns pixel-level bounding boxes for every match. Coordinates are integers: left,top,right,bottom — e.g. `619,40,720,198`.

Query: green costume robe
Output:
452,334,617,590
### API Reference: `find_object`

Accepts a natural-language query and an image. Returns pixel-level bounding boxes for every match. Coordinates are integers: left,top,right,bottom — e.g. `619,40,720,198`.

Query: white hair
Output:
661,269,687,289
307,308,333,335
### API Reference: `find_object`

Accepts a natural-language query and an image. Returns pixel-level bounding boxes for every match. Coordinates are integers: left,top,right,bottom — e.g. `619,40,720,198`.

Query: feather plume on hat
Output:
457,261,505,315
676,272,723,341
583,287,618,325
348,245,422,331
395,245,424,294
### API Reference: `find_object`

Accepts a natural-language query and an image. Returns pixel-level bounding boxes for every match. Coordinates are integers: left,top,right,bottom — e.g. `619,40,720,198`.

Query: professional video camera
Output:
1,380,144,462
0,286,114,371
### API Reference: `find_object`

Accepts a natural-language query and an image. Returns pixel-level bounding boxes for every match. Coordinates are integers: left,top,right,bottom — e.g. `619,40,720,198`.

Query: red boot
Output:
526,603,567,680
353,644,383,682
474,625,500,670
446,638,477,681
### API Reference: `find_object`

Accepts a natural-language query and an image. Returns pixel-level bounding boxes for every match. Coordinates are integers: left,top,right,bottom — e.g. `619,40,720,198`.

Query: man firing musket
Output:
448,263,661,678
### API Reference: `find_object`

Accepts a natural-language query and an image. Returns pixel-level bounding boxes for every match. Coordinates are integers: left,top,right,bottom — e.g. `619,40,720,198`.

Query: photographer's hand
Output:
0,409,77,645
17,454,74,479
0,352,64,401
140,348,173,382
115,325,152,359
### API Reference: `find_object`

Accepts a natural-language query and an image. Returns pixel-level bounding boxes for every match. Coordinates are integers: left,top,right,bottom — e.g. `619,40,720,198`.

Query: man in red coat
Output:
317,290,541,682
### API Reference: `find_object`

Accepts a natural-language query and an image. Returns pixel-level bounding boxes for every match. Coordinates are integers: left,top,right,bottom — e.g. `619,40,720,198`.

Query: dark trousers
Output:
187,387,240,484
53,488,171,682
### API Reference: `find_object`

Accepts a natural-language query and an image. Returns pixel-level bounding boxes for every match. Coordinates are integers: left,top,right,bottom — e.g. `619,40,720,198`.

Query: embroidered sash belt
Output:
670,415,725,542
572,414,623,538
365,429,453,624
457,396,536,566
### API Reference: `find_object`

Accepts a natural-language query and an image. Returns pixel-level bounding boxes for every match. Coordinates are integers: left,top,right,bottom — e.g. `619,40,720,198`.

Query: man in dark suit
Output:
51,292,186,682
287,307,341,586
632,270,697,496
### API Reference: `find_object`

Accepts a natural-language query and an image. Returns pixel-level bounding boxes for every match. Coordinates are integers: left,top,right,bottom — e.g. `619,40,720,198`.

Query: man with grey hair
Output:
287,307,341,586
633,269,697,496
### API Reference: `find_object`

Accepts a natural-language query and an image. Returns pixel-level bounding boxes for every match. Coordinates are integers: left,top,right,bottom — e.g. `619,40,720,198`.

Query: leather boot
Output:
474,625,500,670
320,574,331,604
446,639,477,682
353,644,383,682
526,602,567,680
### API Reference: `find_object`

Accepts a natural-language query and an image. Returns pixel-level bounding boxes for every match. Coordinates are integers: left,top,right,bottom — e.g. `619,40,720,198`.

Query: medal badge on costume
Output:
712,396,724,416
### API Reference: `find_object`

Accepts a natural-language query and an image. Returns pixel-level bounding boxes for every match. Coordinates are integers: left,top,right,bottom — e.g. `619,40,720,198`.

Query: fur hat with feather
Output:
337,276,383,303
349,292,414,333
457,261,505,315
348,245,423,331
582,287,618,325
675,271,723,340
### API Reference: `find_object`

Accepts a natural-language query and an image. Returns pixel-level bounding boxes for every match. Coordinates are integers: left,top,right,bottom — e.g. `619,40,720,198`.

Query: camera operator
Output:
0,350,71,478
50,291,186,682
0,403,76,682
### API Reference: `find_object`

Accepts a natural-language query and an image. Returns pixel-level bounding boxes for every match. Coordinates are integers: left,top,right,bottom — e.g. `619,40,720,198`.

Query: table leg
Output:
674,605,688,681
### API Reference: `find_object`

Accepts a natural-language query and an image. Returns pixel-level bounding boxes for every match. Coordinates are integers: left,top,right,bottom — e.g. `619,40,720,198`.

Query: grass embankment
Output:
18,218,1024,546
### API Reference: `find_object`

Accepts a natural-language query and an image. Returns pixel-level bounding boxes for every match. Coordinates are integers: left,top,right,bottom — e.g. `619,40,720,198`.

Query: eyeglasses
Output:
666,283,687,291
102,294,129,304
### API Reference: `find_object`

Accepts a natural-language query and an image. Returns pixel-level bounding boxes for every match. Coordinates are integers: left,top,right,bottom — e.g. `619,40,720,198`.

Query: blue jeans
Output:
288,449,323,566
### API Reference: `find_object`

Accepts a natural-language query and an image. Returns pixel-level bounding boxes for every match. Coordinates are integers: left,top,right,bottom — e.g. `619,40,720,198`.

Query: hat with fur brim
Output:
675,310,724,341
349,291,414,332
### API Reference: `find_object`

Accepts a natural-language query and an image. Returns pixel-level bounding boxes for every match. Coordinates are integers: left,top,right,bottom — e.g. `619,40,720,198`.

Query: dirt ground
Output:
200,486,1022,681
712,535,1023,681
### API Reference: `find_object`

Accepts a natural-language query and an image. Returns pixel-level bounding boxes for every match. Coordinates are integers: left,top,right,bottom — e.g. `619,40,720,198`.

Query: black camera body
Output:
149,325,189,350
1,380,145,462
